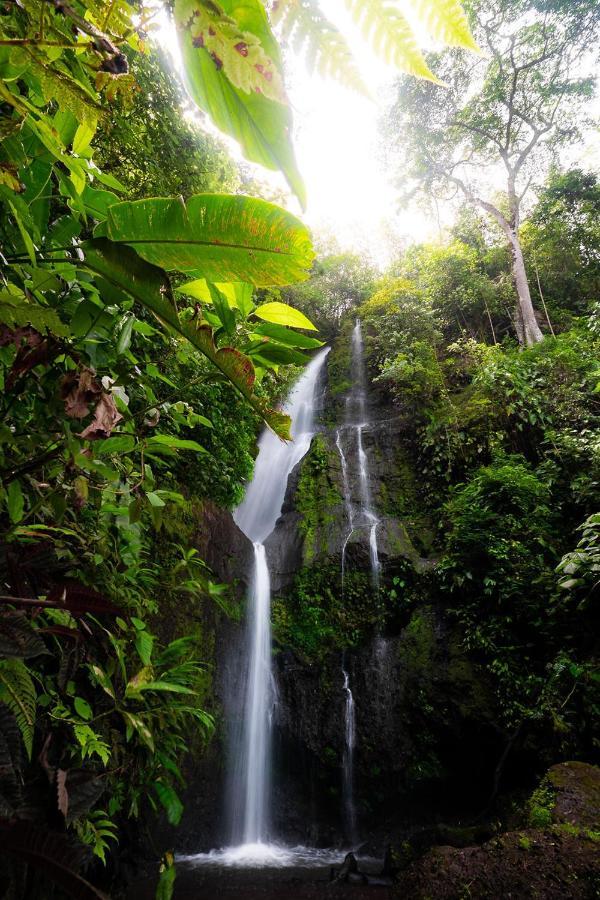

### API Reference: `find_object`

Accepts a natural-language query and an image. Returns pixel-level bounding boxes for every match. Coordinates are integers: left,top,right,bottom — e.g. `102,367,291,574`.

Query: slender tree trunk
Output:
508,230,544,347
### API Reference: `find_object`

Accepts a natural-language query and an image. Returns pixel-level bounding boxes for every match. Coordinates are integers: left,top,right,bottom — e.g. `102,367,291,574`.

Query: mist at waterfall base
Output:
183,348,353,870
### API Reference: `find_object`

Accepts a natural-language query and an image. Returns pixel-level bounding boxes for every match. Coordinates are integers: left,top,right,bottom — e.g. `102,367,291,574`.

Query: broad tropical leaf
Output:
81,239,292,438
98,195,314,287
344,0,442,83
271,0,368,94
175,0,287,103
407,0,480,51
0,659,36,759
175,0,306,205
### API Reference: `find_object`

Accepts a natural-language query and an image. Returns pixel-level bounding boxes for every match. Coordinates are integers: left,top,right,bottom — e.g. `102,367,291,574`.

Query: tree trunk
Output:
508,230,544,347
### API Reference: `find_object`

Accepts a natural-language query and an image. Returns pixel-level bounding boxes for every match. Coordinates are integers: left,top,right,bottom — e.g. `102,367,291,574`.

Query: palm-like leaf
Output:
344,0,442,82
272,0,368,94
0,659,36,760
0,820,109,900
98,194,314,287
407,0,480,51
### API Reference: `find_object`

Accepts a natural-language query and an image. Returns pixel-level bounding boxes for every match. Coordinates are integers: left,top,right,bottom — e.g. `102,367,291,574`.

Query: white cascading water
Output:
336,319,381,590
341,668,358,844
223,346,330,863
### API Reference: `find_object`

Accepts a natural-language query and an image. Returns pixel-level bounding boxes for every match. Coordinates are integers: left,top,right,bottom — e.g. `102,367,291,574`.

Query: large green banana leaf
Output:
81,238,292,439
97,195,314,287
174,0,306,208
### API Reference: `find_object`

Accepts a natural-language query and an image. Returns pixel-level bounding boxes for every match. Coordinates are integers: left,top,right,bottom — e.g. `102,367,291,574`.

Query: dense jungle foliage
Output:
1,0,599,896
284,167,600,772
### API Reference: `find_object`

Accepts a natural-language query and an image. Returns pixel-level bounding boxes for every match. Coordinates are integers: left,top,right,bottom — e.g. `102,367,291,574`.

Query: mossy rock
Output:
546,761,600,830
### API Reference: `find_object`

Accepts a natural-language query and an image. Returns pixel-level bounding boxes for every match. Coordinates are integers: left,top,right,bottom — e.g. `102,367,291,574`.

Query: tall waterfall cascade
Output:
227,347,330,859
336,319,381,588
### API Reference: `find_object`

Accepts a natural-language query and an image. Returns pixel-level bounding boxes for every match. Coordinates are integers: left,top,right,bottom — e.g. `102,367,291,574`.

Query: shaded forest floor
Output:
134,864,392,899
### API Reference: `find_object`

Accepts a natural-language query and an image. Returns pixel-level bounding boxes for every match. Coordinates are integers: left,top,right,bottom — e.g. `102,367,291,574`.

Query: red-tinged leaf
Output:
57,768,68,818
38,626,83,642
45,582,121,617
216,346,256,393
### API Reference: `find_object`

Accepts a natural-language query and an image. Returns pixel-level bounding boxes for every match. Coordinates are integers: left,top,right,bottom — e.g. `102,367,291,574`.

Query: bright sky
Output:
154,3,436,268
154,4,599,268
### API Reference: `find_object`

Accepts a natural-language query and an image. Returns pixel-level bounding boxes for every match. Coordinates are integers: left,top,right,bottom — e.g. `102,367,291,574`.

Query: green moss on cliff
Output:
296,434,342,564
272,563,381,661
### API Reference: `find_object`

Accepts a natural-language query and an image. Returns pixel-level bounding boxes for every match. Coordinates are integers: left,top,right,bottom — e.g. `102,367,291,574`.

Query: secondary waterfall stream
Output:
227,347,330,861
342,668,358,844
336,320,381,589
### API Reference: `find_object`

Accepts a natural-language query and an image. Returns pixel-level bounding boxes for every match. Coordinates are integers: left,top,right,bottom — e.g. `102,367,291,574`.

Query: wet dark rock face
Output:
270,606,501,845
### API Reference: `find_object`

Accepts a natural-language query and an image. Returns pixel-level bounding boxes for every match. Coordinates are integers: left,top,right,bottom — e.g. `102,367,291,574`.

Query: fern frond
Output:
406,0,481,52
344,0,442,83
271,0,368,95
0,290,68,337
0,660,36,760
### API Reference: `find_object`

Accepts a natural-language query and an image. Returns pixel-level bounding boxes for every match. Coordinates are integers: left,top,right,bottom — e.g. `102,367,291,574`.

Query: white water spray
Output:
228,347,330,858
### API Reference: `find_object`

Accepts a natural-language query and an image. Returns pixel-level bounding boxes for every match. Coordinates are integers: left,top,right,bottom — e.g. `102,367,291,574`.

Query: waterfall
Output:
336,319,381,588
229,347,330,853
342,668,358,844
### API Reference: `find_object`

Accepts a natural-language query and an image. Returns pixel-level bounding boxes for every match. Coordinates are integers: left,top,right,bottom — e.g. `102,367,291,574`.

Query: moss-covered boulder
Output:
392,763,600,899
528,761,600,831
393,828,600,899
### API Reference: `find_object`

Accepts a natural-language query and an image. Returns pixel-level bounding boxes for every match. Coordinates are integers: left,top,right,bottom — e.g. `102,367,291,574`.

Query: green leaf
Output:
134,681,194,695
176,280,255,318
99,194,314,286
6,480,24,524
74,697,93,721
251,322,324,348
80,239,291,439
94,434,136,456
0,289,68,336
89,664,116,700
154,782,184,826
146,491,166,508
135,628,154,665
156,854,176,900
207,283,236,335
73,120,97,155
247,343,308,366
253,301,317,330
81,185,120,221
175,0,305,206
122,711,155,751
116,315,134,354
9,200,37,266
146,435,207,453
